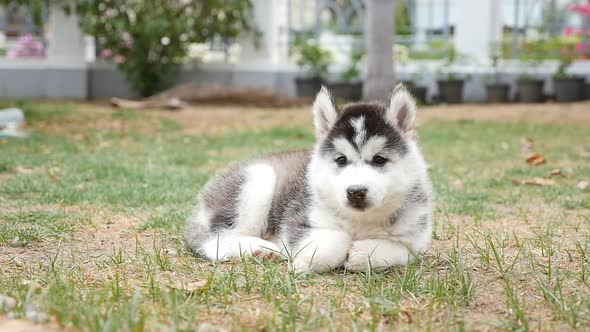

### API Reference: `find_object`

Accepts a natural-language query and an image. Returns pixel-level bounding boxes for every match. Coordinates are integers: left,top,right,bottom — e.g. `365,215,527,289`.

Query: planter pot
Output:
517,79,544,103
397,81,427,104
485,83,510,103
326,81,363,102
325,81,349,101
409,86,428,104
295,77,324,98
585,83,590,100
349,81,363,101
437,79,464,104
554,77,584,102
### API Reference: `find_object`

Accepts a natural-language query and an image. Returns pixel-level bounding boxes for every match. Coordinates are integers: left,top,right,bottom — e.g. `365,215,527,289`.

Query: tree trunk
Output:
364,0,396,101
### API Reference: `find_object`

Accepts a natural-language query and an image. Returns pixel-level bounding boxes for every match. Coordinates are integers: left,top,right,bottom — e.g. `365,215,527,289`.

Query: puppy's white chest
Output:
339,217,391,240
308,206,388,240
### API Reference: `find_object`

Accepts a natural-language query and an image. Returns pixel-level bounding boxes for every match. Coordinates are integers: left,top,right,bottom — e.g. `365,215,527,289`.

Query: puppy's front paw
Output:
290,229,352,273
343,244,371,272
292,253,341,274
344,239,415,272
344,240,393,272
292,255,315,273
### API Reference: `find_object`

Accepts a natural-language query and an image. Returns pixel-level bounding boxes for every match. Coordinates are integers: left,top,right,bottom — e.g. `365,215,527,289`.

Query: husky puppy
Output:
185,85,433,273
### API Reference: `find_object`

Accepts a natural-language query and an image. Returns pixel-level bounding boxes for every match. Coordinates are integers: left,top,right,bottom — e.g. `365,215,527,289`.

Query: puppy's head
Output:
310,84,420,214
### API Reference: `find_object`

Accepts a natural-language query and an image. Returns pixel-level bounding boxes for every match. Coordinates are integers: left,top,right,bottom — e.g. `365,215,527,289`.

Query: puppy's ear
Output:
313,86,338,139
385,83,417,133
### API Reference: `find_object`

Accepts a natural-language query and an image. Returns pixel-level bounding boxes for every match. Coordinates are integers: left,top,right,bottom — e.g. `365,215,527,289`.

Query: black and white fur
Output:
185,85,433,273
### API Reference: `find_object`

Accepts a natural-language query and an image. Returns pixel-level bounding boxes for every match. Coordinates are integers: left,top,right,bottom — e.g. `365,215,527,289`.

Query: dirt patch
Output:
113,83,308,109
28,101,590,138
30,103,164,136
418,102,590,125
160,106,312,136
0,316,73,332
164,101,590,136
0,204,163,280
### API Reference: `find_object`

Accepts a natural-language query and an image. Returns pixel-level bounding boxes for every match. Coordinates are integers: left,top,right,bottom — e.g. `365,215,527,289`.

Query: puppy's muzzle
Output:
346,186,368,209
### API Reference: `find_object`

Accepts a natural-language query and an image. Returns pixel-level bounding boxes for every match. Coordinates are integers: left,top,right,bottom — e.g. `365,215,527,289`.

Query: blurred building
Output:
0,0,588,101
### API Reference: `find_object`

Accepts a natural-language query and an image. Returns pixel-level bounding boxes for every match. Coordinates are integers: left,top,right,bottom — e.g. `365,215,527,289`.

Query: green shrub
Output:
291,36,332,78
74,1,257,96
341,48,365,82
2,0,258,97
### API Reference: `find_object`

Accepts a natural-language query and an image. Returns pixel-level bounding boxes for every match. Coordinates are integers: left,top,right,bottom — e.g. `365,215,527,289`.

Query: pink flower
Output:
32,41,43,52
563,27,578,36
121,32,134,48
8,34,44,58
575,43,586,52
101,48,113,58
19,33,33,45
570,4,590,15
114,55,125,64
7,49,17,59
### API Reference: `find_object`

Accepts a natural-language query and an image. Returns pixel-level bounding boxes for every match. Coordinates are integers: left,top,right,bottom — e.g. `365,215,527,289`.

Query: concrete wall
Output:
87,63,300,100
0,61,86,98
86,61,589,103
87,64,137,99
1,61,589,102
397,60,590,102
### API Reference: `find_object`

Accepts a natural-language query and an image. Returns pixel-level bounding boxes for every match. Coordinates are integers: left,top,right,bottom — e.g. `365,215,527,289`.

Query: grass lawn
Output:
0,100,589,331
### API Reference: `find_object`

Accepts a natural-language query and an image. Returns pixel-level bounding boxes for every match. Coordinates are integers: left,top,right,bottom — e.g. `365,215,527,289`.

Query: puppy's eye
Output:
372,155,388,166
335,156,348,167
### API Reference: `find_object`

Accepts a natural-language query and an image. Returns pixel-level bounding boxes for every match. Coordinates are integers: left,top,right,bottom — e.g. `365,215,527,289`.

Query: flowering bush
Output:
555,3,590,77
570,3,590,15
568,3,590,59
69,1,257,96
7,34,44,58
1,1,257,96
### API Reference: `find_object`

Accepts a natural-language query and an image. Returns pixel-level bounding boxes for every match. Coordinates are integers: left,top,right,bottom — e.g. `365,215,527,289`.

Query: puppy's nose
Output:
347,186,368,202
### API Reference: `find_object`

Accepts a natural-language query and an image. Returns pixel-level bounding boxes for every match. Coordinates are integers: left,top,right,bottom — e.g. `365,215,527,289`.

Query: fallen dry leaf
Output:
520,138,549,166
521,137,534,154
170,279,208,292
547,169,563,178
512,177,556,186
526,153,546,165
576,181,589,190
13,166,34,174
